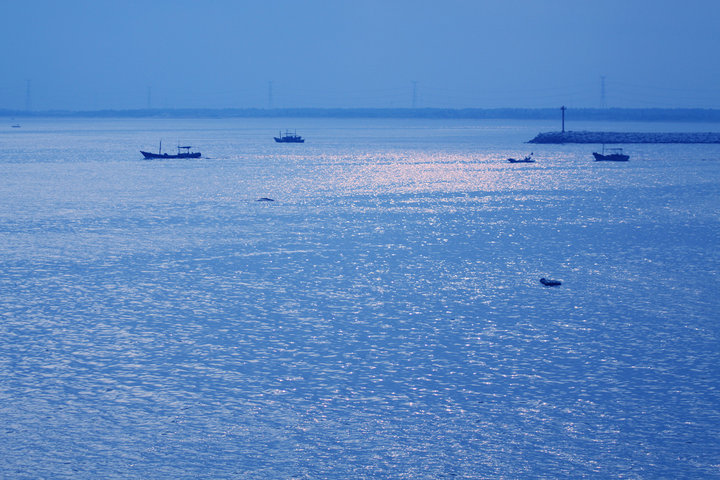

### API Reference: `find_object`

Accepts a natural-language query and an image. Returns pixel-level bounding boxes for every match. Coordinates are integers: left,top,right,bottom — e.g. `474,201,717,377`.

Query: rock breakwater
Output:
529,131,720,144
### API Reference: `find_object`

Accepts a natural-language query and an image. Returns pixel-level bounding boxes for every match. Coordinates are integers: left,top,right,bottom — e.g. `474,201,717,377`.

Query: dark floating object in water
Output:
508,153,535,163
256,197,275,202
540,278,562,287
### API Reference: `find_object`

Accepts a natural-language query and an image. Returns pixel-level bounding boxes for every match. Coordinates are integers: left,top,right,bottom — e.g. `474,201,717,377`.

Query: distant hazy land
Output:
3,107,720,122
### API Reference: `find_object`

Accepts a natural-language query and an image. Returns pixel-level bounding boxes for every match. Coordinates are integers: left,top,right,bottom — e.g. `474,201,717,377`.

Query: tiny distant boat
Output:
11,124,20,128
141,141,201,159
274,130,304,143
508,153,535,163
593,146,629,162
540,278,562,287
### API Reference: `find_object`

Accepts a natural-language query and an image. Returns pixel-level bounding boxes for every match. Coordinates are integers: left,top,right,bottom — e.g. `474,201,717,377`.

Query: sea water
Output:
0,118,718,478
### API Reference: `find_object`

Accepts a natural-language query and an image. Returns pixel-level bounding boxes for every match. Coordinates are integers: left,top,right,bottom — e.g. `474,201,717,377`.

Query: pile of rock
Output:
529,131,720,144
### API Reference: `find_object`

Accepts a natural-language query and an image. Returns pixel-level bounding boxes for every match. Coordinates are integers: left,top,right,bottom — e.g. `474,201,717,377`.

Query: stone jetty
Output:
529,131,720,144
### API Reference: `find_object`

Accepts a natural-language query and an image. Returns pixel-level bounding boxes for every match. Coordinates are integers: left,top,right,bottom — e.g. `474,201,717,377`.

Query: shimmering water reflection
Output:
0,118,718,478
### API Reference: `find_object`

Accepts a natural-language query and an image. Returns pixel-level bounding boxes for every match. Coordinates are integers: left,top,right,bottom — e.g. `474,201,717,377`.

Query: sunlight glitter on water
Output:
0,118,719,478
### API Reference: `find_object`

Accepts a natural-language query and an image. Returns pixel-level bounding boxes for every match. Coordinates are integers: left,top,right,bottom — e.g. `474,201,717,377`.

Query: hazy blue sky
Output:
1,0,719,110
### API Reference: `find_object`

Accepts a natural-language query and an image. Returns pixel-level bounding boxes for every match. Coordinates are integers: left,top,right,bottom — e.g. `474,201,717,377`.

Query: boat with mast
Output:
141,141,201,159
274,130,304,143
508,153,535,163
593,145,629,162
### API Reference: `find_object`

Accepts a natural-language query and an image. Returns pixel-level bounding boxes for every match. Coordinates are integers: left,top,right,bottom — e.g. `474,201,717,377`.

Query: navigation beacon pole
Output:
561,105,566,133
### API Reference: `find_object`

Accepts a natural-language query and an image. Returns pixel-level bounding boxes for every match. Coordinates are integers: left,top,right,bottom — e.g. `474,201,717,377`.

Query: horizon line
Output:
3,106,720,121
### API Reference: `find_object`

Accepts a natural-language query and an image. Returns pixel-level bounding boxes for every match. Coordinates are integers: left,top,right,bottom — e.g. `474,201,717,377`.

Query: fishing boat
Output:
508,153,535,163
593,146,629,162
140,141,201,159
274,130,304,143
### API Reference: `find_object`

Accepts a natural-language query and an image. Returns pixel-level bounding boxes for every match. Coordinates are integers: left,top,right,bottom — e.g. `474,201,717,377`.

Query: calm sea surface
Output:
1,118,719,478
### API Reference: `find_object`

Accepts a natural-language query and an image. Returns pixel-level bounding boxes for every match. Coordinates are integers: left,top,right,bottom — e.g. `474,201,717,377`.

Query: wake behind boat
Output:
141,141,201,159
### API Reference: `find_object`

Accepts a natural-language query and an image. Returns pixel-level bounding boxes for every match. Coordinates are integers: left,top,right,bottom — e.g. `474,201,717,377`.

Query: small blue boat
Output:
508,153,535,163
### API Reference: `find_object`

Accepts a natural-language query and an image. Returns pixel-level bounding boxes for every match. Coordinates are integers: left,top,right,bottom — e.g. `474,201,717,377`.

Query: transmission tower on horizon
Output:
25,79,32,111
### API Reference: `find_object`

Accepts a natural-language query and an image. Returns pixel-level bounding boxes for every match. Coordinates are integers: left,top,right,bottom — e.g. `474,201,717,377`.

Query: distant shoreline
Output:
3,107,720,122
529,131,720,144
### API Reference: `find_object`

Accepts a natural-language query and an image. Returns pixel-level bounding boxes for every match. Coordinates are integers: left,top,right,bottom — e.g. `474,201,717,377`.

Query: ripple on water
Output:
0,119,719,478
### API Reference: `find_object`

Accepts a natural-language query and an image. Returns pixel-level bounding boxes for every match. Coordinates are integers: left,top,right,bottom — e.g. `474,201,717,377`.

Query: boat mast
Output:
159,140,162,154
